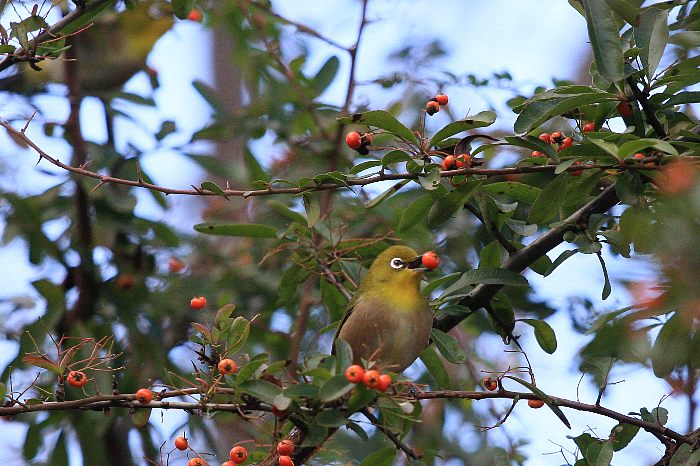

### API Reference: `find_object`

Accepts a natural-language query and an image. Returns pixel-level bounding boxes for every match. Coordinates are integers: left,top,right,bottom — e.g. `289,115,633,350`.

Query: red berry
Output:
421,251,440,270
531,151,544,158
633,152,645,160
361,132,373,146
441,155,456,171
187,9,203,22
190,296,206,310
538,133,551,143
582,122,595,133
271,406,288,418
168,257,185,273
377,374,392,392
135,388,153,404
278,456,294,466
550,132,564,144
218,358,238,375
425,100,440,115
188,459,207,466
67,370,88,388
277,440,294,456
345,364,365,384
528,399,545,409
230,445,248,463
363,369,381,389
345,131,362,150
222,462,235,466
435,94,449,105
570,162,583,176
175,436,189,451
557,137,573,152
617,101,633,118
482,377,498,391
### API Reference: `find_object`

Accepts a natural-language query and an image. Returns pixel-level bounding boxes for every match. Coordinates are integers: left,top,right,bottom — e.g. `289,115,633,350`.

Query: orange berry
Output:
278,456,294,466
633,152,645,160
570,162,583,176
557,137,573,152
421,251,440,270
188,459,207,466
377,374,392,392
538,133,551,143
67,370,88,388
441,155,456,171
222,462,235,466
361,132,373,146
363,369,381,389
550,132,564,144
617,101,633,118
187,9,203,22
435,94,449,105
528,399,545,409
345,364,365,384
482,377,498,391
531,151,544,158
218,358,238,375
168,257,186,273
345,131,362,150
190,296,206,310
582,122,595,133
277,439,294,456
230,445,248,463
135,388,153,404
425,100,440,115
174,436,188,451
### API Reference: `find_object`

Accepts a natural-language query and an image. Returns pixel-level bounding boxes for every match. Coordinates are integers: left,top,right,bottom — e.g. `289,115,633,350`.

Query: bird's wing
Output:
330,293,361,355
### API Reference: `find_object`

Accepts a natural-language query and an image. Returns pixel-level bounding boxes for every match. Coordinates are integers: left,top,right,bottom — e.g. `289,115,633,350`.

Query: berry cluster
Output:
482,376,544,408
345,365,392,392
441,153,470,171
426,93,449,116
345,131,373,155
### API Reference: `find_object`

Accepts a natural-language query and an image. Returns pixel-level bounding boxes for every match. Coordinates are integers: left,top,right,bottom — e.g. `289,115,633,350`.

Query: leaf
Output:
514,91,617,134
602,0,640,25
315,409,348,427
215,304,235,325
302,194,320,228
345,421,369,441
284,383,319,399
130,407,151,428
458,267,528,287
366,180,410,209
505,376,571,429
528,174,568,224
597,253,612,300
482,181,542,204
651,313,690,378
520,319,558,354
200,181,229,199
194,223,277,237
635,8,668,79
669,443,700,466
618,138,678,157
244,147,268,182
397,194,434,232
544,249,577,277
419,347,451,390
277,263,310,307
311,56,340,94
225,316,250,354
431,328,466,364
359,447,397,466
239,379,285,405
609,423,639,451
582,0,625,83
318,375,356,403
504,135,559,161
338,110,417,144
427,179,482,226
585,440,614,466
22,355,60,374
429,111,497,147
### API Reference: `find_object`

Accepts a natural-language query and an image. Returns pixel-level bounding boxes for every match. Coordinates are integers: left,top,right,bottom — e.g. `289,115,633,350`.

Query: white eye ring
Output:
390,258,404,269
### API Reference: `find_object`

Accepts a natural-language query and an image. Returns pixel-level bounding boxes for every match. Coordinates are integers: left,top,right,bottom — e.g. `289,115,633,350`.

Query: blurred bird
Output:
0,0,173,95
333,245,435,373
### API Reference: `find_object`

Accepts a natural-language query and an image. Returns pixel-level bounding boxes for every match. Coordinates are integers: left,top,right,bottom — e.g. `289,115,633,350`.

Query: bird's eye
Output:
390,258,404,269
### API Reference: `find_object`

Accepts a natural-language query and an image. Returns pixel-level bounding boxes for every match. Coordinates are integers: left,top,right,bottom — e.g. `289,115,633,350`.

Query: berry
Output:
218,358,238,375
570,162,583,176
455,153,470,168
175,436,189,451
277,440,294,456
345,131,362,150
230,445,248,463
116,274,135,290
67,370,88,388
188,459,207,466
361,132,373,146
482,377,498,391
271,406,288,418
582,122,595,133
187,9,203,22
557,137,573,152
425,101,440,115
377,374,392,392
550,132,564,144
421,251,440,270
633,152,645,160
538,133,551,143
190,296,206,310
279,456,294,466
168,257,185,273
222,462,235,466
528,399,545,409
435,94,449,105
617,101,633,118
345,364,365,384
135,388,153,404
531,151,544,158
441,155,456,171
363,369,381,389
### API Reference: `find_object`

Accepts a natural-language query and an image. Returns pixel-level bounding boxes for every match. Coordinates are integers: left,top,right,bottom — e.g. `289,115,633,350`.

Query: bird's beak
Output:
407,255,427,271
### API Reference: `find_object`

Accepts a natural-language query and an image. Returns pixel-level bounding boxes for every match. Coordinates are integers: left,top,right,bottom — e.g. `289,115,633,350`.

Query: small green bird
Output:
333,245,435,373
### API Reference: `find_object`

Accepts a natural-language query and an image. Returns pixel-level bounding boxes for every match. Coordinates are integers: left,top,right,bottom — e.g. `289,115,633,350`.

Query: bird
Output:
332,245,435,373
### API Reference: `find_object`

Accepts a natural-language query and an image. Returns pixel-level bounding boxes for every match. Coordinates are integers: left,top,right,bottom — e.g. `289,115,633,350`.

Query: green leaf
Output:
239,379,285,405
130,407,151,428
359,446,397,466
431,328,466,364
635,8,668,79
318,375,356,402
618,138,678,157
597,253,612,300
311,56,340,94
582,0,625,83
268,200,307,225
338,110,418,144
429,111,497,147
397,194,435,232
302,194,320,228
366,180,410,209
668,31,700,47
528,174,568,224
22,355,60,374
244,147,268,182
669,443,700,466
427,179,482,227
381,150,413,166
505,376,571,429
225,316,250,354
285,383,319,399
609,423,639,451
315,409,348,427
445,268,529,295
194,223,277,237
514,92,617,135
479,240,503,268
651,313,690,378
602,0,640,25
215,304,236,325
277,263,310,307
504,135,559,161
419,347,451,390
345,421,369,441
585,440,614,466
482,181,542,204
520,319,558,354
200,181,229,199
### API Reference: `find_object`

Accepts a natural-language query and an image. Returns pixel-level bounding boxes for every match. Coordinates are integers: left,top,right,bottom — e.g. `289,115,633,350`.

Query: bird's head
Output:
363,245,433,291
